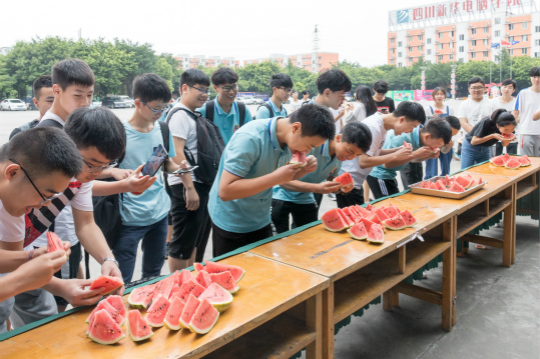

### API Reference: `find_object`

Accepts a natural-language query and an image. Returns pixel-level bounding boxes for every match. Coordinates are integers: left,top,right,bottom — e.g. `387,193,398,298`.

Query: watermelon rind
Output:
490,156,505,167
188,298,220,335
88,309,126,345
127,310,153,342
382,217,407,230
144,294,170,328
198,283,234,313
367,224,385,244
86,299,125,326
518,156,531,167
397,210,417,227
321,208,348,232
209,272,239,294
163,296,185,331
89,275,124,295
288,151,307,167
204,261,246,283
179,294,201,329
128,284,155,309
504,159,521,169
105,295,126,320
347,222,368,240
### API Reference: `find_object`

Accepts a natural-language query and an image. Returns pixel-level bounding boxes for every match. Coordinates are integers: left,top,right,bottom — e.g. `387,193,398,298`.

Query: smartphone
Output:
172,165,199,175
141,144,168,177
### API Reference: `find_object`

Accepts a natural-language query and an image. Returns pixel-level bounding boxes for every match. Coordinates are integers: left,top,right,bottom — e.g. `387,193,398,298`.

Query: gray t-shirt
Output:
167,103,199,184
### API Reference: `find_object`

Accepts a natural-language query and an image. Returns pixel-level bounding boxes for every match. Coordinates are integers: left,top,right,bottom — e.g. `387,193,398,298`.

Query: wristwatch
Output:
103,257,119,267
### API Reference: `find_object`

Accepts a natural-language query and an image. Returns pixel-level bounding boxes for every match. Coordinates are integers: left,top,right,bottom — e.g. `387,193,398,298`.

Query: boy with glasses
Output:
457,77,496,134
255,73,293,119
197,68,252,144
513,67,540,157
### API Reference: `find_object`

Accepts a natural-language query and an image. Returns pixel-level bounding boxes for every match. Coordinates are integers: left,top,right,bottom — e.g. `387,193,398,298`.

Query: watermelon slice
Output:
198,283,234,313
443,175,452,186
154,275,176,300
365,203,373,212
374,208,390,221
46,231,67,259
164,296,185,330
448,181,466,193
490,156,505,167
89,275,124,296
348,206,364,220
518,156,531,166
382,215,407,230
455,175,473,189
381,206,399,219
502,153,511,163
505,158,521,169
88,309,125,345
367,212,382,225
359,218,377,232
367,224,385,244
355,205,372,218
321,208,349,232
428,181,439,190
341,207,359,224
501,133,515,140
204,261,246,283
188,298,220,334
347,221,368,240
128,284,155,309
104,295,126,320
179,269,194,286
169,282,181,299
179,293,200,329
333,172,354,188
145,294,170,327
127,309,153,342
337,208,355,227
209,271,239,294
195,270,212,288
435,180,446,191
194,263,204,273
86,298,125,326
176,279,206,302
288,151,307,167
397,210,417,227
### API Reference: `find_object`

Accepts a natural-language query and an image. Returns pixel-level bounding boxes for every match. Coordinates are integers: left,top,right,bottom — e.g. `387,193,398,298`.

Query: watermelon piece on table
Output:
398,210,417,227
86,298,125,327
428,181,439,190
455,175,473,189
421,181,431,189
348,206,364,220
164,296,185,330
154,275,176,300
381,206,399,219
194,263,204,273
341,207,360,224
355,205,372,218
382,215,407,230
127,309,153,342
435,180,446,191
204,261,246,283
209,271,239,294
374,208,389,221
46,232,67,259
448,181,466,193
104,295,126,320
502,153,511,163
145,294,170,328
179,269,194,286
198,283,234,313
490,156,505,167
359,218,377,232
128,284,155,309
347,221,368,240
195,270,212,288
367,224,385,244
179,293,201,329
89,275,124,296
337,208,355,227
176,279,206,302
188,298,220,335
367,212,382,225
518,156,531,167
88,309,125,345
365,203,373,212
505,158,521,169
321,208,349,232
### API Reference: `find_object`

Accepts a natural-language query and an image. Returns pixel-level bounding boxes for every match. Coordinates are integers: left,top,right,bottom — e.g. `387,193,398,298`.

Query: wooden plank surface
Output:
463,158,540,178
1,252,328,359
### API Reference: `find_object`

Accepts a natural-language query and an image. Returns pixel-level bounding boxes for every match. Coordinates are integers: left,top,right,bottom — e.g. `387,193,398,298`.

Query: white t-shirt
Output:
457,98,496,131
40,110,65,126
346,103,367,124
340,112,387,188
491,96,516,112
289,99,302,112
515,88,540,135
423,104,455,118
167,103,199,185
0,199,25,243
329,107,343,134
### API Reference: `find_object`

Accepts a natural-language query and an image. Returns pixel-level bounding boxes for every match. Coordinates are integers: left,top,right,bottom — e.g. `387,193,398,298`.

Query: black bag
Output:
93,121,170,250
253,102,273,120
205,100,246,127
165,107,224,185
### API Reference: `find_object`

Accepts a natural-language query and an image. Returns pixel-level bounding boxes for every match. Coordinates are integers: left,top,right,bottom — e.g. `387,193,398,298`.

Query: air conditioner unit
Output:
452,26,455,29
488,35,490,38
470,36,474,39
436,51,439,54
435,28,439,32
506,20,509,23
469,24,473,27
506,32,510,35
452,50,455,53
487,22,490,25
407,32,410,35
421,30,425,33
422,41,425,44
436,40,439,43
470,48,474,51
451,38,454,41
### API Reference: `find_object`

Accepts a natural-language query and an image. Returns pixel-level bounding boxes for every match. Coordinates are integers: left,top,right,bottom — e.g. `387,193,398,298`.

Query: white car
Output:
119,96,134,108
1,99,27,111
238,96,257,105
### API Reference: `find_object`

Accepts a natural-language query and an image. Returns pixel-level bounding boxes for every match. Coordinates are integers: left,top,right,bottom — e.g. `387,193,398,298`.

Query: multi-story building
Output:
244,52,339,73
176,54,242,70
388,0,539,67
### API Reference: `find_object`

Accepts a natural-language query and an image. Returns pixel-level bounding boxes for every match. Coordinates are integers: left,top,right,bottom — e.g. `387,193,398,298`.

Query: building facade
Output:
244,52,339,73
175,55,241,70
388,0,539,67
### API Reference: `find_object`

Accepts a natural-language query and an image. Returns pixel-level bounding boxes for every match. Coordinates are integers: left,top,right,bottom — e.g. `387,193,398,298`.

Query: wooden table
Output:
0,252,329,359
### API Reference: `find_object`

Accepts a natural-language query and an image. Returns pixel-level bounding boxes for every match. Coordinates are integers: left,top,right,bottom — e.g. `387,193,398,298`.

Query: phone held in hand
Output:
172,165,199,175
142,144,168,177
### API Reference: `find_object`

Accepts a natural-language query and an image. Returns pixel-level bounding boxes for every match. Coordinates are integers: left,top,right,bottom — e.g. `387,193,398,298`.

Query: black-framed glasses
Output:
219,84,238,92
140,100,168,114
469,86,484,91
188,85,210,95
278,87,293,93
10,159,64,205
83,159,118,173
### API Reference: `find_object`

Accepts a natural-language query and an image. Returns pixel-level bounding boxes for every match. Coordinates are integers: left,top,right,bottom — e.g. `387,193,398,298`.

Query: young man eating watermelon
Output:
271,121,372,234
208,104,335,256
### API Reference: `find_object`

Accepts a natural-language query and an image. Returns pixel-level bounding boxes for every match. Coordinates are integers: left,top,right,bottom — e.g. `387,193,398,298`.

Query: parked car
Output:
101,96,130,109
1,99,27,111
27,102,38,111
238,96,258,105
90,100,102,109
119,96,134,108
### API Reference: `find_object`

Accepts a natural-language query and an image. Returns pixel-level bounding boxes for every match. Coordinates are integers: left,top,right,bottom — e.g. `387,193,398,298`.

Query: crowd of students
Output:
0,57,538,334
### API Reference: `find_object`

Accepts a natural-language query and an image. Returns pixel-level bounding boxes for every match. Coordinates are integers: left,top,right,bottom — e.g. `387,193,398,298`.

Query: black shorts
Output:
366,175,400,200
336,186,365,208
212,223,272,257
271,199,319,234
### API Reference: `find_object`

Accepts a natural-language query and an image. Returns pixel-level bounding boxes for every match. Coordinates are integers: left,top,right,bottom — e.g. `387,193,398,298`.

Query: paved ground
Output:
1,107,538,359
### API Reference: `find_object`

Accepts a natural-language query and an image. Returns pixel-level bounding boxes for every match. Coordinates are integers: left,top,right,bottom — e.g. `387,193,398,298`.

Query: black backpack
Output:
253,102,274,120
165,107,225,185
205,100,247,127
9,118,63,140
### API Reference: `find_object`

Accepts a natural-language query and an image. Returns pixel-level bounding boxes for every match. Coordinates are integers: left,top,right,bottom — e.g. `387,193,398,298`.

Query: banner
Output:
391,90,415,101
414,89,434,101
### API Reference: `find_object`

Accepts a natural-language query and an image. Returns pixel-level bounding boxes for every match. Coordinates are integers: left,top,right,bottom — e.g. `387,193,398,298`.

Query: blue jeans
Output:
425,149,453,179
113,215,168,283
461,138,490,170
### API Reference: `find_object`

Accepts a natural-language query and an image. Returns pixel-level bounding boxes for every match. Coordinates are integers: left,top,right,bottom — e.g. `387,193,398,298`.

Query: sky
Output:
0,0,538,67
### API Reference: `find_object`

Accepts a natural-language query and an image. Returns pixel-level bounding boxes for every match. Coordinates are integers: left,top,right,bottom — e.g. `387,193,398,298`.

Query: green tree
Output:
236,61,281,93
113,39,157,96
156,57,174,90
160,54,182,91
0,55,16,99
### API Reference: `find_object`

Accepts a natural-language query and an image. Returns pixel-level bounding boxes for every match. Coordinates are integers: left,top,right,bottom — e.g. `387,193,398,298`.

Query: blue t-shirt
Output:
272,140,342,204
119,121,176,226
197,99,252,145
256,99,288,119
208,117,291,233
370,126,422,180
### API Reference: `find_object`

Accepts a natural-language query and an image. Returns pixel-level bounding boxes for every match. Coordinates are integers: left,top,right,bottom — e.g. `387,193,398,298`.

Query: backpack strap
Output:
38,119,64,129
237,102,246,127
256,102,274,119
429,106,434,115
157,121,170,157
205,101,215,122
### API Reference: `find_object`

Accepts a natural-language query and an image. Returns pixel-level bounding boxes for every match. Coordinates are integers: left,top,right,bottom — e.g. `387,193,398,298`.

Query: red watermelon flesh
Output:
179,269,194,286
176,279,206,302
46,231,66,258
398,210,417,227
355,205,372,218
337,208,355,227
198,283,234,313
154,275,175,300
89,275,124,296
347,221,368,240
127,309,153,342
501,133,515,140
104,295,126,319
443,175,452,186
145,294,170,327
334,172,354,188
164,296,185,330
289,151,307,167
490,156,505,167
348,206,364,220
88,309,125,345
209,271,239,294
365,203,373,212
321,208,348,232
522,155,531,163
367,224,385,244
359,218,376,232
505,158,521,169
502,153,511,163
382,215,407,230
200,260,246,284
374,208,390,221
169,282,181,299
179,293,200,329
128,284,155,309
341,207,358,224
435,180,446,191
428,181,439,190
194,263,204,273
195,270,212,288
381,206,399,219
518,156,531,167
367,212,382,225
421,181,431,189
455,176,473,189
86,299,125,326
448,181,466,193
189,298,220,334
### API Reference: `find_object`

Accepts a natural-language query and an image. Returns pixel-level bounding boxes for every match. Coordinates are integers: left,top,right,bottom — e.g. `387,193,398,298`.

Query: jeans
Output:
113,215,168,283
424,150,453,179
493,142,518,156
461,138,491,170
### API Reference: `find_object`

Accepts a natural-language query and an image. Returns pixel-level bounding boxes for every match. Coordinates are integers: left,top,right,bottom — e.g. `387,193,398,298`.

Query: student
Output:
336,102,424,207
461,110,517,169
368,118,452,199
197,67,252,144
457,77,496,134
272,121,372,233
372,80,395,114
311,69,352,118
9,75,55,139
347,85,378,123
513,67,540,157
301,90,310,103
166,69,218,271
289,90,302,113
209,104,336,256
424,116,461,179
491,79,518,156
114,73,185,283
255,73,292,119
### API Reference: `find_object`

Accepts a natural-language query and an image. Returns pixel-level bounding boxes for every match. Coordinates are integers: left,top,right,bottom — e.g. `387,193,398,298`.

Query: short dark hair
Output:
51,59,95,90
341,121,372,153
289,104,335,140
529,67,540,77
444,115,461,131
301,90,310,96
431,87,447,98
270,73,293,92
393,101,426,124
490,109,517,128
1,127,82,179
64,107,126,161
132,73,171,103
354,85,378,117
468,77,485,87
180,69,210,88
211,68,239,86
373,80,389,94
316,69,352,94
33,75,53,100
501,78,517,89
422,118,452,144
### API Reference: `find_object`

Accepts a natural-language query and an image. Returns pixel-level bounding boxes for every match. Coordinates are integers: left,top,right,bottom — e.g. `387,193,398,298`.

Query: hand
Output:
110,168,133,181
413,146,434,159
491,133,505,142
33,241,72,259
303,155,318,173
57,279,104,307
315,181,342,194
101,261,124,296
403,141,412,149
17,252,67,292
174,160,190,177
394,145,413,161
273,164,303,184
428,148,440,159
184,187,200,211
447,140,454,148
340,184,354,194
124,164,157,193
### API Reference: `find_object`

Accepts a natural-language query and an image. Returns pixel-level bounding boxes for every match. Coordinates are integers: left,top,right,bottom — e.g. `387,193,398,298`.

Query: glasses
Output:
10,159,64,205
219,84,238,92
470,87,485,91
140,100,168,114
188,85,210,94
278,87,293,93
83,159,118,173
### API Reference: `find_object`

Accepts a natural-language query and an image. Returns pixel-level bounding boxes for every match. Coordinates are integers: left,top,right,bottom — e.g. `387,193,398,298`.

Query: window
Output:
459,46,464,52
483,51,489,57
427,38,432,44
450,31,454,37
418,35,423,40
398,63,403,67
472,28,477,34
522,35,528,42
438,55,443,61
398,52,402,57
483,39,489,45
471,52,477,58
438,43,443,49
448,42,454,48
409,57,413,63
536,39,540,46
459,34,465,40
449,54,454,60
495,18,501,25
390,48,395,54
418,45,423,51
495,30,500,37
509,24,514,30
409,46,413,52
427,49,432,55
398,41,402,47
509,49,514,55
535,52,540,58
390,38,395,43
390,59,395,64
522,48,528,55
483,27,489,33
522,22,528,29
409,36,413,41
509,36,514,42
472,40,477,46
438,32,443,38
536,26,540,33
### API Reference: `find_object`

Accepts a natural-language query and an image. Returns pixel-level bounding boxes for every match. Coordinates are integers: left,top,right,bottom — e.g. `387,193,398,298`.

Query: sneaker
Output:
328,193,336,201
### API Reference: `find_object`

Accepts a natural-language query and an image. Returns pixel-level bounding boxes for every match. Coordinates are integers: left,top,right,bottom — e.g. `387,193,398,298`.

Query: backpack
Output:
9,119,62,140
205,100,247,127
253,102,274,120
165,107,225,185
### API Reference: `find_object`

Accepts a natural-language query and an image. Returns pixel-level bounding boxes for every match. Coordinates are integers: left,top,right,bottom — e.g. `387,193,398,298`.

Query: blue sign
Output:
397,10,409,24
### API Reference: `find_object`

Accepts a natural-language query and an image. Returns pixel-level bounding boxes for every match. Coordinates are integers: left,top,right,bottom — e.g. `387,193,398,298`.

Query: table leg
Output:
502,185,514,268
321,283,334,359
306,292,322,359
442,217,455,331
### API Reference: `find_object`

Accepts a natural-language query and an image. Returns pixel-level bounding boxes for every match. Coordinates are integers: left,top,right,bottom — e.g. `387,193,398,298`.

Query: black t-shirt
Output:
375,97,395,113
465,117,501,147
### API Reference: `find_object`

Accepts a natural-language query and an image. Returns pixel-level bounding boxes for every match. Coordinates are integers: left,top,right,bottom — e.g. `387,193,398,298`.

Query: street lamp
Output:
450,65,458,100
